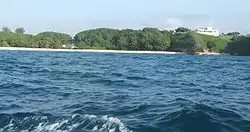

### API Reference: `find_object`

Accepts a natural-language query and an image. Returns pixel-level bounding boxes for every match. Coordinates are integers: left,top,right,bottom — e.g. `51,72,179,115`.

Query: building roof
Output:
197,27,218,31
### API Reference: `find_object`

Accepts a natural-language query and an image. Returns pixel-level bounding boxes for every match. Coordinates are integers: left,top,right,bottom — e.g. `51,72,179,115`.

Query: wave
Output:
151,99,250,132
1,103,250,132
123,98,250,132
0,113,132,132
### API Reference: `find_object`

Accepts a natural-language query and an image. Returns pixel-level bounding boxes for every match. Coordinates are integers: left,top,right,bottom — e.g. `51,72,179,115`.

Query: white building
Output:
196,27,220,36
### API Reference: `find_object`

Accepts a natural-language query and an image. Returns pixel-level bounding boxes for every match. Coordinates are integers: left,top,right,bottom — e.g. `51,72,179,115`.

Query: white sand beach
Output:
0,47,223,55
0,47,181,54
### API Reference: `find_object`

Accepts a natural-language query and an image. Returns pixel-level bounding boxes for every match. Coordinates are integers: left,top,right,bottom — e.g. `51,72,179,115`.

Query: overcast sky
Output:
1,0,250,35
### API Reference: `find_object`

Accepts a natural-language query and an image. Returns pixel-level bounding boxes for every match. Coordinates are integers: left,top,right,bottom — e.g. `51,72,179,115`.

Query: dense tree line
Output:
224,36,250,56
0,27,72,49
74,28,172,51
0,26,249,55
73,28,230,53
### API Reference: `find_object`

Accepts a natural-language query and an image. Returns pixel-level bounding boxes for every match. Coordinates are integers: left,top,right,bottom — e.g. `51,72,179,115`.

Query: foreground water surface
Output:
0,51,250,132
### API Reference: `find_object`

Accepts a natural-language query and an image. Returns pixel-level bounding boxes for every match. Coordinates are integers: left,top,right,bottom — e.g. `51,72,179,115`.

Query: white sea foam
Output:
0,114,132,132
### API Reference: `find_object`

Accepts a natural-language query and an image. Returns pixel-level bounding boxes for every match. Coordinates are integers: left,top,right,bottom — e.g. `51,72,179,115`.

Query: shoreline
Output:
0,47,222,55
196,52,222,55
0,47,181,54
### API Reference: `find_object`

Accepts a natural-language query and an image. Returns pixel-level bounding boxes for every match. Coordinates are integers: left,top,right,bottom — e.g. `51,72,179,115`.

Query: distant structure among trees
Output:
195,27,220,36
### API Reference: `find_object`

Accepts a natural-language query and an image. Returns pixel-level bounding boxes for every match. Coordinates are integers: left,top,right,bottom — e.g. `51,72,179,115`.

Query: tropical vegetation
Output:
0,26,249,56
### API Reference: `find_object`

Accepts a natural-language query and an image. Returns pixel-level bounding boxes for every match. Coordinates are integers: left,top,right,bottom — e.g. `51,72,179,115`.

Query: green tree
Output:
175,27,191,33
225,36,250,56
0,31,33,47
0,37,10,47
207,40,216,52
74,28,119,49
2,27,12,33
169,32,196,53
15,28,25,34
227,32,240,36
34,32,72,48
0,41,10,47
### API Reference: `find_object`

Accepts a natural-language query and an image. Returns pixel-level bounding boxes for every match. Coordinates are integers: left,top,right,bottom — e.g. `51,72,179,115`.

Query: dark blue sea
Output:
0,50,250,132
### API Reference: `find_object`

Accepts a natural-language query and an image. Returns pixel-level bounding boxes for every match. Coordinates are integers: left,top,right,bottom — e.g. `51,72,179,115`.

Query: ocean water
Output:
0,50,250,132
